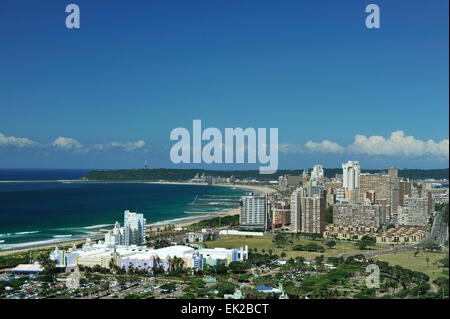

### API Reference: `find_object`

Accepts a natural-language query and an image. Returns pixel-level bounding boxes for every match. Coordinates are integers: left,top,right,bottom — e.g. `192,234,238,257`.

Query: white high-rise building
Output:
104,211,146,247
311,164,324,179
240,193,267,230
342,161,360,191
104,221,124,246
124,210,146,246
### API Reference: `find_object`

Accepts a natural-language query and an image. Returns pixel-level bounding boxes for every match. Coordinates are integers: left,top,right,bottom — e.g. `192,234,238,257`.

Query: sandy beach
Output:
215,183,276,195
144,207,241,233
0,182,277,257
0,209,240,257
0,238,102,256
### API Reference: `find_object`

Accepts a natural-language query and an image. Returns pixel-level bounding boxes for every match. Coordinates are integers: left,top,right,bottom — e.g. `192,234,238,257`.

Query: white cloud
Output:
278,142,304,154
347,131,449,158
93,140,147,152
0,132,38,148
305,140,345,153
51,137,83,150
1,132,149,154
302,131,449,158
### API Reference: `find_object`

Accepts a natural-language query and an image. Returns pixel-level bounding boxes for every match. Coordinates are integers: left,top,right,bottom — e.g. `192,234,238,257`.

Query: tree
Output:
325,240,336,249
315,255,324,266
37,252,56,278
439,254,449,268
214,263,228,275
280,252,287,259
228,261,248,273
360,235,376,245
356,239,371,250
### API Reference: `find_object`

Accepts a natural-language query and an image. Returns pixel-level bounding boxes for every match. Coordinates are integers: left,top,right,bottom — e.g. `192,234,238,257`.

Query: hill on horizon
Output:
82,168,449,181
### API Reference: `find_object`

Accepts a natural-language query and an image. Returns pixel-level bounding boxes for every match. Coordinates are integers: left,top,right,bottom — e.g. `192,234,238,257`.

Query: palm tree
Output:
176,257,185,271
168,256,173,272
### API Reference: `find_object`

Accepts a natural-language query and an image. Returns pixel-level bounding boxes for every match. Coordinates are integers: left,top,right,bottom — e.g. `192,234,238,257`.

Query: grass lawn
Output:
376,251,448,284
205,235,379,259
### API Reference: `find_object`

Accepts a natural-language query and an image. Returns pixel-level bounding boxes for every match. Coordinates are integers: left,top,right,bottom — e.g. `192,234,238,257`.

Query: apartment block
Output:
397,197,429,226
240,193,268,230
359,173,391,203
299,196,326,234
289,188,303,233
333,203,386,228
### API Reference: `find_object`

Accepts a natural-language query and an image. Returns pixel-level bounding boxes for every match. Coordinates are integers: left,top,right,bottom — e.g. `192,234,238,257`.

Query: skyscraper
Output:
299,196,326,234
240,193,268,230
290,188,303,233
342,161,360,191
311,164,324,180
124,210,146,245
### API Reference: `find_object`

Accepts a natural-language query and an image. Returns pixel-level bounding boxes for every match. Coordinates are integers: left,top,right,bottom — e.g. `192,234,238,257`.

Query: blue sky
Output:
0,0,448,170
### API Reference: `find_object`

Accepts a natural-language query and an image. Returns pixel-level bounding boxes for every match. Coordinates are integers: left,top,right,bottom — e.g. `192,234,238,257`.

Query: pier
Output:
187,193,242,208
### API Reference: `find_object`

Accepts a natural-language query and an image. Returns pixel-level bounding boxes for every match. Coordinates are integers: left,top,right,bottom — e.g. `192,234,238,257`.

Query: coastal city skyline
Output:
1,161,448,301
0,0,448,304
0,0,448,169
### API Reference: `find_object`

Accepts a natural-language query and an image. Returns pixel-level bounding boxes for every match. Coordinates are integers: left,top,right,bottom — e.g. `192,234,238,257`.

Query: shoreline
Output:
0,182,275,256
0,209,240,257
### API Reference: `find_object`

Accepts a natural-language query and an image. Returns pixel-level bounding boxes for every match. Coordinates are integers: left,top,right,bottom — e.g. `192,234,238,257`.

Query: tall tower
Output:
311,164,324,179
144,160,148,169
342,161,360,191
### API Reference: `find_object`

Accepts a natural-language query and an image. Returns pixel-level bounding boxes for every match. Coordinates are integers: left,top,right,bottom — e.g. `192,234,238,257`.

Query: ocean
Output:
0,169,249,251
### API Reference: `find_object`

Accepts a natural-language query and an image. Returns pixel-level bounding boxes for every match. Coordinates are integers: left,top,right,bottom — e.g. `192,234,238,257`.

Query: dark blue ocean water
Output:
0,170,248,250
0,169,92,181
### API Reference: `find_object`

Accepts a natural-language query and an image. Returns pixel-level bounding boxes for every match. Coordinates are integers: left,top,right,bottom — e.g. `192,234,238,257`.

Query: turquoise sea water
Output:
0,171,249,250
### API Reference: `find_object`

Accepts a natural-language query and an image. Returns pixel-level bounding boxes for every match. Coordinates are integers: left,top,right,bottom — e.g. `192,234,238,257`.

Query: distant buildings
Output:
270,161,440,244
278,175,301,188
311,164,324,180
187,229,219,243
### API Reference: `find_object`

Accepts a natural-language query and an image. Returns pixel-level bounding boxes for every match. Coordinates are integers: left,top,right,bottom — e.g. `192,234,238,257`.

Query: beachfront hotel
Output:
104,210,146,246
49,241,249,273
